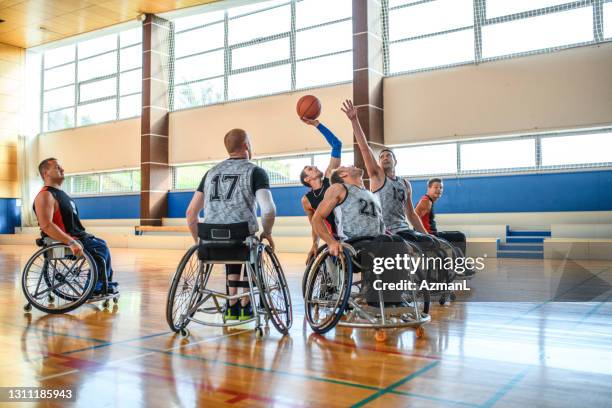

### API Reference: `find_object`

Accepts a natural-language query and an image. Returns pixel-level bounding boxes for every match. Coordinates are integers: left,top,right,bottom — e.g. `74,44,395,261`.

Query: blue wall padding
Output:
0,198,21,233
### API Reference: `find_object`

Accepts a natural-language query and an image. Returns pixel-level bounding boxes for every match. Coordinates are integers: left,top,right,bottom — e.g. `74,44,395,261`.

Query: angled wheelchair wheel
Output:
304,248,353,335
302,244,327,298
257,245,293,334
22,244,97,314
166,245,206,332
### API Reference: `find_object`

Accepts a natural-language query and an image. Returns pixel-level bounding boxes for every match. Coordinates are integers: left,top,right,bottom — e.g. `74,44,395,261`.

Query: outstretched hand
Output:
341,99,357,121
301,117,319,127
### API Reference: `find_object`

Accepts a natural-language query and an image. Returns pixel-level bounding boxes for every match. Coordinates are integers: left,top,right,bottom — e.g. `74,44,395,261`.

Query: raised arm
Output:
403,179,428,234
301,118,342,178
341,100,384,187
312,184,345,256
34,191,83,257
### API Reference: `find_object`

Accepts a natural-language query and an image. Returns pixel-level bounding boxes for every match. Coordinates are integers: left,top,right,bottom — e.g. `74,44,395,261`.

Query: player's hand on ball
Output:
301,117,319,127
260,232,275,250
341,99,357,121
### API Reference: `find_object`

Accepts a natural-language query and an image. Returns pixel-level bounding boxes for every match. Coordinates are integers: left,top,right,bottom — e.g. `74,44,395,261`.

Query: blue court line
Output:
479,367,530,408
350,361,440,407
574,292,612,328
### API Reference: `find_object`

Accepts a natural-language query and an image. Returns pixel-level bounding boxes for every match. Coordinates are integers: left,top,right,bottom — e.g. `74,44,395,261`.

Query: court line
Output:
574,292,612,328
350,361,440,407
478,367,530,408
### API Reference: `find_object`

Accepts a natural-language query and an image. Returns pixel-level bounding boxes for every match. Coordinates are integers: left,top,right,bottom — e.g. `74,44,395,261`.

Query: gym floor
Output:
1,245,611,407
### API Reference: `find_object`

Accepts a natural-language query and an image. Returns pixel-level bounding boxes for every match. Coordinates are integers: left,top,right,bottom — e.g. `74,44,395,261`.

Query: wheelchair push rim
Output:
166,245,205,332
257,244,293,334
22,244,98,314
304,247,353,335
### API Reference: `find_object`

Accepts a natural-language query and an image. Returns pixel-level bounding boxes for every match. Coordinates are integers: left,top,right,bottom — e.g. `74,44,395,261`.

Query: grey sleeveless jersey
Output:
334,184,385,240
201,159,259,234
375,176,411,233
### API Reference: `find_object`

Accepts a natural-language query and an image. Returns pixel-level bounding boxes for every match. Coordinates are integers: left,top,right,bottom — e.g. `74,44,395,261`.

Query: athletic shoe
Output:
225,302,240,320
239,303,253,321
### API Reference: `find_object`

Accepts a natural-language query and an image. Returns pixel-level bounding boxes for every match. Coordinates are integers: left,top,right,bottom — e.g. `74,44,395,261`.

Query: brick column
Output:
352,0,385,185
141,14,171,226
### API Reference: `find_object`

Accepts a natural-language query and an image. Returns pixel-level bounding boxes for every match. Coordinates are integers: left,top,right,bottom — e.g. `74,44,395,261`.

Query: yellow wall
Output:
385,43,612,145
170,84,353,164
0,43,24,198
37,118,141,173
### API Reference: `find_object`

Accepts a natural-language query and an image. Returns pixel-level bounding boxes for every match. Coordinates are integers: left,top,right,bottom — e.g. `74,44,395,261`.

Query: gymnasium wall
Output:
37,117,140,173
73,168,612,221
385,42,612,144
0,43,24,233
169,84,353,164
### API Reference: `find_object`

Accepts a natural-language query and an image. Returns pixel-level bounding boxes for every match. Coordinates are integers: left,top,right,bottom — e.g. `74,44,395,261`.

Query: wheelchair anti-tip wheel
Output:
22,244,98,314
304,248,353,334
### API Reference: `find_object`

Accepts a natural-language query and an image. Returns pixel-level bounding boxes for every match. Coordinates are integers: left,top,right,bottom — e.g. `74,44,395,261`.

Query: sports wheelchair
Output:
395,231,467,306
22,237,119,314
303,235,431,341
166,222,292,338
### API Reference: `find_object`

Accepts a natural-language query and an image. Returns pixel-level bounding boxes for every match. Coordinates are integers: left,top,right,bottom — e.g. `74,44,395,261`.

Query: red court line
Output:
47,352,303,407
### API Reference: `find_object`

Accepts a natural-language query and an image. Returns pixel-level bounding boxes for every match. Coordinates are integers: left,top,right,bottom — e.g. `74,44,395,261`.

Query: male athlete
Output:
299,117,342,262
311,165,385,256
34,158,118,296
416,178,468,257
341,100,437,251
186,128,276,321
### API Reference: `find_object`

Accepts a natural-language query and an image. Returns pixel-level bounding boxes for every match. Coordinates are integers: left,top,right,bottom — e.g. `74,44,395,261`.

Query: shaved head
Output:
224,128,248,153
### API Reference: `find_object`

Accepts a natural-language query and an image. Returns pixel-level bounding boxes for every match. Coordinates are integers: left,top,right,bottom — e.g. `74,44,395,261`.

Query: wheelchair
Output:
395,231,466,306
166,222,292,338
303,235,431,341
22,237,119,314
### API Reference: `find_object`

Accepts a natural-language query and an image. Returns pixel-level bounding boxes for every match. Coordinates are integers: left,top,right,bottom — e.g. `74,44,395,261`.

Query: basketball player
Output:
416,178,468,258
33,158,118,296
185,129,277,321
311,165,385,256
299,117,342,262
340,100,437,251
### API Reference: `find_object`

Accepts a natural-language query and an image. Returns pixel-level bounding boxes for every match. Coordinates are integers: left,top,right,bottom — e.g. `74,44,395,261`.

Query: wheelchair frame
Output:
166,235,292,338
304,241,431,341
22,238,119,314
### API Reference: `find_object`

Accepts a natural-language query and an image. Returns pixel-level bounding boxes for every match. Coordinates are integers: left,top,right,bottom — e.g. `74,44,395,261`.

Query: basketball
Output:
296,95,321,120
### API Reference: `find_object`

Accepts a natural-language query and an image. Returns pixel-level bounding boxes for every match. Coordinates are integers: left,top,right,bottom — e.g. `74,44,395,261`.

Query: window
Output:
541,132,612,167
259,156,312,185
486,0,576,19
172,0,353,110
41,26,143,132
482,7,593,58
385,0,608,76
394,144,458,177
460,139,536,171
605,2,612,39
65,169,141,196
173,163,218,190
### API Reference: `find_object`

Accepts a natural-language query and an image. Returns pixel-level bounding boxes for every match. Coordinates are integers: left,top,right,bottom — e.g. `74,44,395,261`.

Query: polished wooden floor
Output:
1,245,611,407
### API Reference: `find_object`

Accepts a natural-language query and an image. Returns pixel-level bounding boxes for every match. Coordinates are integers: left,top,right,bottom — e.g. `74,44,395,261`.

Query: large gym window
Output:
460,138,536,172
172,0,352,110
385,0,610,76
393,143,458,177
41,27,143,132
64,169,141,196
540,131,612,167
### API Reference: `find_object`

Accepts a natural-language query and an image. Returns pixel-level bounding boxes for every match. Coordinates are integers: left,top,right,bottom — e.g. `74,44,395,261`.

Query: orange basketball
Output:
296,95,321,120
